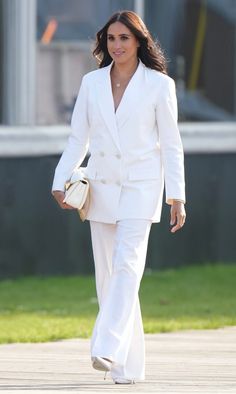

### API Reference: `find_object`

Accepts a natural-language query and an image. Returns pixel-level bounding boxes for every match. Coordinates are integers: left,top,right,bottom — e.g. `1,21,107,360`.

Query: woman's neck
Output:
112,57,139,79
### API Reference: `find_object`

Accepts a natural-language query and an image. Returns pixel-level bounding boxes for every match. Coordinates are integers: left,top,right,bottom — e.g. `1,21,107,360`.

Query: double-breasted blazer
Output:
52,59,185,223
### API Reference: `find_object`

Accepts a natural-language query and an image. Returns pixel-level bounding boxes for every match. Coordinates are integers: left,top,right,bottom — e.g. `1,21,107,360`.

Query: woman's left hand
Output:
170,201,186,233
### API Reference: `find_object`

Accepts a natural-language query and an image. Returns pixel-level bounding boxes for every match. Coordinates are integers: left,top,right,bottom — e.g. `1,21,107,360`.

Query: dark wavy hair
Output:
93,10,168,74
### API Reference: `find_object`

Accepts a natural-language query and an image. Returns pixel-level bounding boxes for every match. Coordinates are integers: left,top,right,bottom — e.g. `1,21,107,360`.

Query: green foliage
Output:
0,263,235,343
140,263,236,332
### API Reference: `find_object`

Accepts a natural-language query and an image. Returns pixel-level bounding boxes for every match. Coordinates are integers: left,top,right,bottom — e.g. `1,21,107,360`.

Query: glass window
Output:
37,0,134,42
146,0,236,121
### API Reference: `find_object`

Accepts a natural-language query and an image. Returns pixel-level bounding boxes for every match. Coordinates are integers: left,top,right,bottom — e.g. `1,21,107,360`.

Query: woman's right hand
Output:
52,190,74,210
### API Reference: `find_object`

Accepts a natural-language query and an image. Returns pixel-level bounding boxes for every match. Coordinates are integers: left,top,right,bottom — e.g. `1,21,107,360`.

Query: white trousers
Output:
89,219,152,381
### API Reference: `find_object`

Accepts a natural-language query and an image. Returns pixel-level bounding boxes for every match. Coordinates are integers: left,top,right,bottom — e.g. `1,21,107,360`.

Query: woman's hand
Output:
52,190,74,210
170,200,186,233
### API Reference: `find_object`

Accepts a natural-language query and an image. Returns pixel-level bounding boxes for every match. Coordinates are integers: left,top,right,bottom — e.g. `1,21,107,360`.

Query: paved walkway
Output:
0,326,236,393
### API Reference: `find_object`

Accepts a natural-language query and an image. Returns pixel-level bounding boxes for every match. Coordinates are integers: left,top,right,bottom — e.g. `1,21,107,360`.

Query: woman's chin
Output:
111,55,126,64
112,57,136,66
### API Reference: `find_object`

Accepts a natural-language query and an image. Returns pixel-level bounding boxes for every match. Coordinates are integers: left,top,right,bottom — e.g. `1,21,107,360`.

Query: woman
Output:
52,10,186,385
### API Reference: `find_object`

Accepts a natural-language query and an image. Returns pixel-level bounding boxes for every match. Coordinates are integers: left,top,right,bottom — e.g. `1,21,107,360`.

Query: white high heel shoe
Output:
91,356,112,379
114,378,135,384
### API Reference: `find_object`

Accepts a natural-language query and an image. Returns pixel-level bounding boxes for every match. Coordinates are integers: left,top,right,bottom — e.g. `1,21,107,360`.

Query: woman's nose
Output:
114,40,121,49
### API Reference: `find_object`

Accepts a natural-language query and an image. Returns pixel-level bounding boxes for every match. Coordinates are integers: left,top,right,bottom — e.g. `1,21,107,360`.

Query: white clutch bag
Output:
63,167,90,222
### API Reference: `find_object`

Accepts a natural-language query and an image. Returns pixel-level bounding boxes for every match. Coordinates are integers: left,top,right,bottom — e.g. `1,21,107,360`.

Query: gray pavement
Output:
0,326,236,393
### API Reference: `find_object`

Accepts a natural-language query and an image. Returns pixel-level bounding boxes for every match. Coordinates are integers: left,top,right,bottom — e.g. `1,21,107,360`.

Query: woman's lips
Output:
113,52,124,56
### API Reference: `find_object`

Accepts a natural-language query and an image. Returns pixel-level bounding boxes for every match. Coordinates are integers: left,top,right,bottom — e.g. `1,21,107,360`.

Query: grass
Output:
0,263,235,343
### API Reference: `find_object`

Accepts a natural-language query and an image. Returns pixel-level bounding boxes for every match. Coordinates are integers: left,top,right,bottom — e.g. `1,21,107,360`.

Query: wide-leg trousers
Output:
89,219,152,381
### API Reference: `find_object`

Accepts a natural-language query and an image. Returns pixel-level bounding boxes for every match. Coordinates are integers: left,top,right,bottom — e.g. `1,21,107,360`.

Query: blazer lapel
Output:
115,60,146,129
95,60,146,149
95,62,121,151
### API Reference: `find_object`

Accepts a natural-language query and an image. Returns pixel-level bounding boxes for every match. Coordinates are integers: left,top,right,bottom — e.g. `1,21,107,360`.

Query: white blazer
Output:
52,59,185,223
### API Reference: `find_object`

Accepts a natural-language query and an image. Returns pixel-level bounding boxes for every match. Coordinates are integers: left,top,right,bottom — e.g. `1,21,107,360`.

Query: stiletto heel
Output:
104,371,107,380
91,356,112,377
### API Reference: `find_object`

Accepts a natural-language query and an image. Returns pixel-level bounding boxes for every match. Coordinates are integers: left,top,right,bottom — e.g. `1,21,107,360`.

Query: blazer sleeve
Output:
51,76,90,192
155,76,186,205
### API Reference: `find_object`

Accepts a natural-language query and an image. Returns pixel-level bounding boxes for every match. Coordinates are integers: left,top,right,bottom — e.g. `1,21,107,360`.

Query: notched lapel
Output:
95,60,147,148
95,63,121,151
115,60,146,129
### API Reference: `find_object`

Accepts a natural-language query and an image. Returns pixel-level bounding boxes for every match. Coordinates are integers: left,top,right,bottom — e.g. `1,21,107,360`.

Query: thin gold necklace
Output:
113,61,139,88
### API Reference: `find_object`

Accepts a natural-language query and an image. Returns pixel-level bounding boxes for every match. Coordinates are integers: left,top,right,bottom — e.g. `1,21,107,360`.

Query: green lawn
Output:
0,263,235,344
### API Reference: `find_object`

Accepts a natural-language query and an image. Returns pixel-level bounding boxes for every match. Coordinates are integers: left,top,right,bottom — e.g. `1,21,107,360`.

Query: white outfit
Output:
52,59,186,381
52,59,185,223
90,219,151,381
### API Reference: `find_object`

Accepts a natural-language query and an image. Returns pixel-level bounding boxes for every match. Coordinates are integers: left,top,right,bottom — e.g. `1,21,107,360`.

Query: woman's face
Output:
107,21,139,65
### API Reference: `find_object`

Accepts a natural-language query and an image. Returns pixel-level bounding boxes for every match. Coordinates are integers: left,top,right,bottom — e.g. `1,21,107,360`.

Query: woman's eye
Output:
107,36,129,41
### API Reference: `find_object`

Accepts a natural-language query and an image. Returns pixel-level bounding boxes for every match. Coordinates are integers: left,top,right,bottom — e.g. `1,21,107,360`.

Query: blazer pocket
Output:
128,167,160,181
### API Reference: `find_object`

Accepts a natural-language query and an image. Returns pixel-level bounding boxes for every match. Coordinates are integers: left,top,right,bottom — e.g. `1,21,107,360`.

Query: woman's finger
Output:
171,212,186,233
170,206,176,225
61,202,74,210
53,191,74,210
